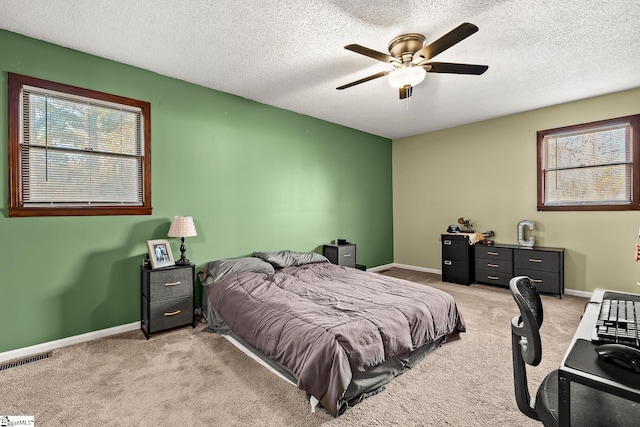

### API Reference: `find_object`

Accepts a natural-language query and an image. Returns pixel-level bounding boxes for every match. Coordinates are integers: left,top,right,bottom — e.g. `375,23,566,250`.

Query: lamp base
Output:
175,237,190,265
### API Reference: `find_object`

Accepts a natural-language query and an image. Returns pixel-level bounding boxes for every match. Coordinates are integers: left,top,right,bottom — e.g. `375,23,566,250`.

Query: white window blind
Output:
542,122,632,206
20,85,145,207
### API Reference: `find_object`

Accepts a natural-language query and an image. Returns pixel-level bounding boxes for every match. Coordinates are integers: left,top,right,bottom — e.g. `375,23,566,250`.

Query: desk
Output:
558,289,640,426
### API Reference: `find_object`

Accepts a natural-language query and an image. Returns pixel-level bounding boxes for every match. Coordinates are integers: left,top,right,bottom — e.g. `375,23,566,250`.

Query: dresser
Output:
140,264,195,339
474,244,564,296
323,243,356,268
441,234,474,285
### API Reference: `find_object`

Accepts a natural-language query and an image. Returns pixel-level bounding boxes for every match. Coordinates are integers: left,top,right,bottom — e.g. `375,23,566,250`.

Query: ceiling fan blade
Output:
336,70,391,90
344,44,400,64
399,86,413,99
412,22,478,63
425,62,489,75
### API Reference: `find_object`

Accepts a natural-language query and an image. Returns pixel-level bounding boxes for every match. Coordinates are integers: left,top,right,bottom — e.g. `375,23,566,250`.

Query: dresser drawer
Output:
474,257,512,274
475,269,512,287
475,245,513,262
514,250,560,273
148,296,193,334
514,268,561,295
146,267,193,301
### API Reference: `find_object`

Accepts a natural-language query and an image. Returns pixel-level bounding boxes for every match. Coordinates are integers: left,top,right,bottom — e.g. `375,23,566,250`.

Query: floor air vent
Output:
0,351,52,371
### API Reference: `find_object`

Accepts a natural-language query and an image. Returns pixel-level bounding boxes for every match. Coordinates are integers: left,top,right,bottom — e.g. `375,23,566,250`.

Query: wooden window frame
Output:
537,114,640,211
8,73,152,217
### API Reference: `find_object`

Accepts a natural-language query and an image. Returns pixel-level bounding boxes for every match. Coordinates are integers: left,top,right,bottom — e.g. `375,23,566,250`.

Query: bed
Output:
199,250,466,416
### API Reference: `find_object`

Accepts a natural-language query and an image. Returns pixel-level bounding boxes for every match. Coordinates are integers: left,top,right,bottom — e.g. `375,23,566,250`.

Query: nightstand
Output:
323,243,356,268
140,263,195,339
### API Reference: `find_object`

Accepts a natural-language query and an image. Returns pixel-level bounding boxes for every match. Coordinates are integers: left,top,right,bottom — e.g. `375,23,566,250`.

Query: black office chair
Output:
509,276,638,426
510,276,557,425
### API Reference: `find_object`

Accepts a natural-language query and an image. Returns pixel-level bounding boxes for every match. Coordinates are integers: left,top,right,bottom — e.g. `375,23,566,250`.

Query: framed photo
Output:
146,239,175,269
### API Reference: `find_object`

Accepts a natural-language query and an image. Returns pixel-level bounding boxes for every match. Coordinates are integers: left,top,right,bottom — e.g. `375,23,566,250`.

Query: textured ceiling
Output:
1,0,640,139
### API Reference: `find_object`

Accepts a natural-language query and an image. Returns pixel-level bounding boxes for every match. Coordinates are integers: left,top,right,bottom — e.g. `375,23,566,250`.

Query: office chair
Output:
510,276,556,425
509,276,637,426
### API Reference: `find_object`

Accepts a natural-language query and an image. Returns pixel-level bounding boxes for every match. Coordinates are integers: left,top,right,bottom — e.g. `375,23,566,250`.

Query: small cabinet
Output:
323,243,356,268
141,264,195,339
441,234,474,285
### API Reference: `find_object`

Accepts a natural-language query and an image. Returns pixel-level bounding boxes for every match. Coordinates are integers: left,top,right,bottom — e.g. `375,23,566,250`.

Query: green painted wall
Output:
393,87,640,294
0,30,393,353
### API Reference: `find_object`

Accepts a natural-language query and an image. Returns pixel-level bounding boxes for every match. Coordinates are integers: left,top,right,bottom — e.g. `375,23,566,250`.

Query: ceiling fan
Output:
337,22,488,99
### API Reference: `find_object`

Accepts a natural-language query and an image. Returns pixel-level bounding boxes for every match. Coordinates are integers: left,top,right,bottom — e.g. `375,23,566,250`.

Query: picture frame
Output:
146,239,175,269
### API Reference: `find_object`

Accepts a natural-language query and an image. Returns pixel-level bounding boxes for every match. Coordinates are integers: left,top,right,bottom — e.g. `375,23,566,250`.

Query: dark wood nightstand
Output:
140,264,195,339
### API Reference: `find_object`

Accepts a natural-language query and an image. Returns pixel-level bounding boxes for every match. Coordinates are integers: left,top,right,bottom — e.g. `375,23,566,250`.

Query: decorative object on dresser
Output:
441,233,474,285
323,242,356,268
146,239,175,269
475,244,564,297
517,220,535,247
167,216,198,265
140,263,195,339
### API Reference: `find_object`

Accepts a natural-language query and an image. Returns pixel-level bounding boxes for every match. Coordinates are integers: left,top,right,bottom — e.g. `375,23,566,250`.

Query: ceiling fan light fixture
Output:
388,66,426,88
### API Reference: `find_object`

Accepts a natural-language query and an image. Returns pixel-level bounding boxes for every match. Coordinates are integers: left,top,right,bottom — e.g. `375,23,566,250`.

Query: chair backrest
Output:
509,276,544,420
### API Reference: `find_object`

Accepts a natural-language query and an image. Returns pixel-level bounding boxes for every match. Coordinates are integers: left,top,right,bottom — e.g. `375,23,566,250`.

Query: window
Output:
537,114,640,211
8,73,151,217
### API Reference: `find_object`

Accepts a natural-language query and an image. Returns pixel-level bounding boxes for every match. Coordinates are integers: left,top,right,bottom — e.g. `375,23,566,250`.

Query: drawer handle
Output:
164,281,181,287
444,240,452,245
487,263,499,268
164,310,181,317
444,260,452,265
343,254,351,257
531,279,543,283
529,259,542,263
487,275,500,280
487,251,499,256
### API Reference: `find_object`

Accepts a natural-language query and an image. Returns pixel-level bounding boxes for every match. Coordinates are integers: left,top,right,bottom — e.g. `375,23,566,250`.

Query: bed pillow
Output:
252,250,329,269
198,257,275,286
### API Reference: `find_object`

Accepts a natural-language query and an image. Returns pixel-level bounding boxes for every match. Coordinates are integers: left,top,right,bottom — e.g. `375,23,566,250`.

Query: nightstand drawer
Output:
147,268,193,301
323,244,356,268
148,296,193,334
514,250,560,272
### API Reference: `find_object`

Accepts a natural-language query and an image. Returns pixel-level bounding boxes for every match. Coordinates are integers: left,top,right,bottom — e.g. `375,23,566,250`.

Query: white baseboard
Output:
381,262,591,299
0,321,141,364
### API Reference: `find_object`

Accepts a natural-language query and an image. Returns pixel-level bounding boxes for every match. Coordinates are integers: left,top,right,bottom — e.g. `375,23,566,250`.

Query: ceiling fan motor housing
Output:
388,34,426,62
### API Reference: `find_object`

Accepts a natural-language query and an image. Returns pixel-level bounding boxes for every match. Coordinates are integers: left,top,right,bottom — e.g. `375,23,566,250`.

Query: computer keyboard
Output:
594,292,640,348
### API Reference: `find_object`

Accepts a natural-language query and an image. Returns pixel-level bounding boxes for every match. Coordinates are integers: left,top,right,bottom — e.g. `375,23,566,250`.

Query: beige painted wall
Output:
393,87,640,294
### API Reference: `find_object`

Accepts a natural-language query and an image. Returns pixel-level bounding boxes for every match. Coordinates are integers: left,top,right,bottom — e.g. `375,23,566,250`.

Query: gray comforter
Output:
208,262,465,416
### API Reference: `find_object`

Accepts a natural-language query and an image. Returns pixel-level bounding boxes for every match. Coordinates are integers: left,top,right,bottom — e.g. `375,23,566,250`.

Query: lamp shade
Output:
167,216,197,238
388,66,427,88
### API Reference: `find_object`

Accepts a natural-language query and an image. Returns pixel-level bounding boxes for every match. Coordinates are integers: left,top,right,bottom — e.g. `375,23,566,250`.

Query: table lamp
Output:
167,216,197,265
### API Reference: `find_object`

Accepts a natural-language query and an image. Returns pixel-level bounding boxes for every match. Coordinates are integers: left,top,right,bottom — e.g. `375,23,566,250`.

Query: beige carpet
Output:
0,268,587,426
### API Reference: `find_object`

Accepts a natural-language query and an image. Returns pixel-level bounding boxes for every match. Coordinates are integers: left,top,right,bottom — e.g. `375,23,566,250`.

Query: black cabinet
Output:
441,234,474,285
140,264,195,339
474,244,564,296
323,243,356,268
